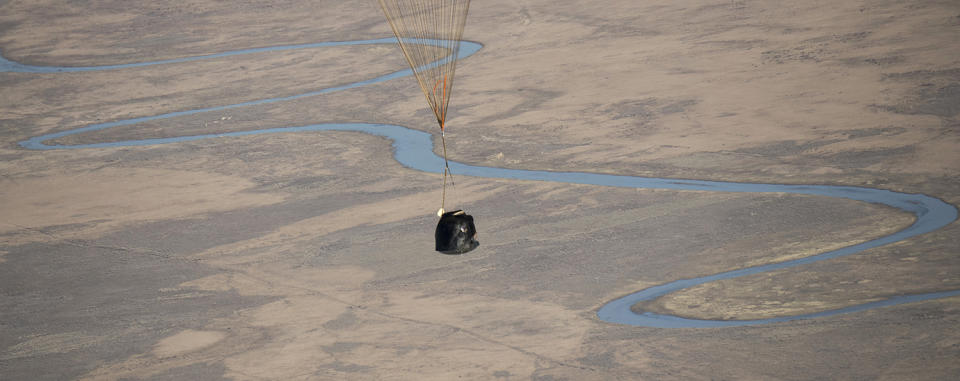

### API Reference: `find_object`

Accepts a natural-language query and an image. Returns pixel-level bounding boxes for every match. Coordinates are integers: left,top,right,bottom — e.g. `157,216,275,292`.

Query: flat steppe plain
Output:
1,1,958,379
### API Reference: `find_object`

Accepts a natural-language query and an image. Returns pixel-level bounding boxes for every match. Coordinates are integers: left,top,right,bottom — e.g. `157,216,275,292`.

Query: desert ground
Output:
1,0,959,379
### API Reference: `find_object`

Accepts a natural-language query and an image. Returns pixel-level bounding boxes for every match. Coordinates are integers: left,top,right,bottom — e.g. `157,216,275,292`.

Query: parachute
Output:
377,0,470,204
377,0,479,254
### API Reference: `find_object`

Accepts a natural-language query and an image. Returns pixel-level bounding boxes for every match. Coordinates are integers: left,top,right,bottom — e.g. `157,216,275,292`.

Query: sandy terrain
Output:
1,0,958,379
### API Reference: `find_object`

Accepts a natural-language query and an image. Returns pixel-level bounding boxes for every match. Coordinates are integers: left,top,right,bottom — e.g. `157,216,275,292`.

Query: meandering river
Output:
8,38,957,328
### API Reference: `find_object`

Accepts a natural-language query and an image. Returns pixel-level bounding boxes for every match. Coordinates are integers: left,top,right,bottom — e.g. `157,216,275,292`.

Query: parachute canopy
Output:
377,0,471,130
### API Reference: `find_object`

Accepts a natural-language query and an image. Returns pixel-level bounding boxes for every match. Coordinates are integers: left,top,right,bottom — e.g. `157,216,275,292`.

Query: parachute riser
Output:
439,128,455,215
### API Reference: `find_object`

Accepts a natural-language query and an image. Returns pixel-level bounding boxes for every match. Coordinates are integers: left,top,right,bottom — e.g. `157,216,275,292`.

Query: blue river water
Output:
8,38,958,328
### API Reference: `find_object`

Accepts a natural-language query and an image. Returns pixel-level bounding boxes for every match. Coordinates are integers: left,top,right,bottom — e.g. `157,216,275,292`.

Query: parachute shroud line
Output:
377,0,471,214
